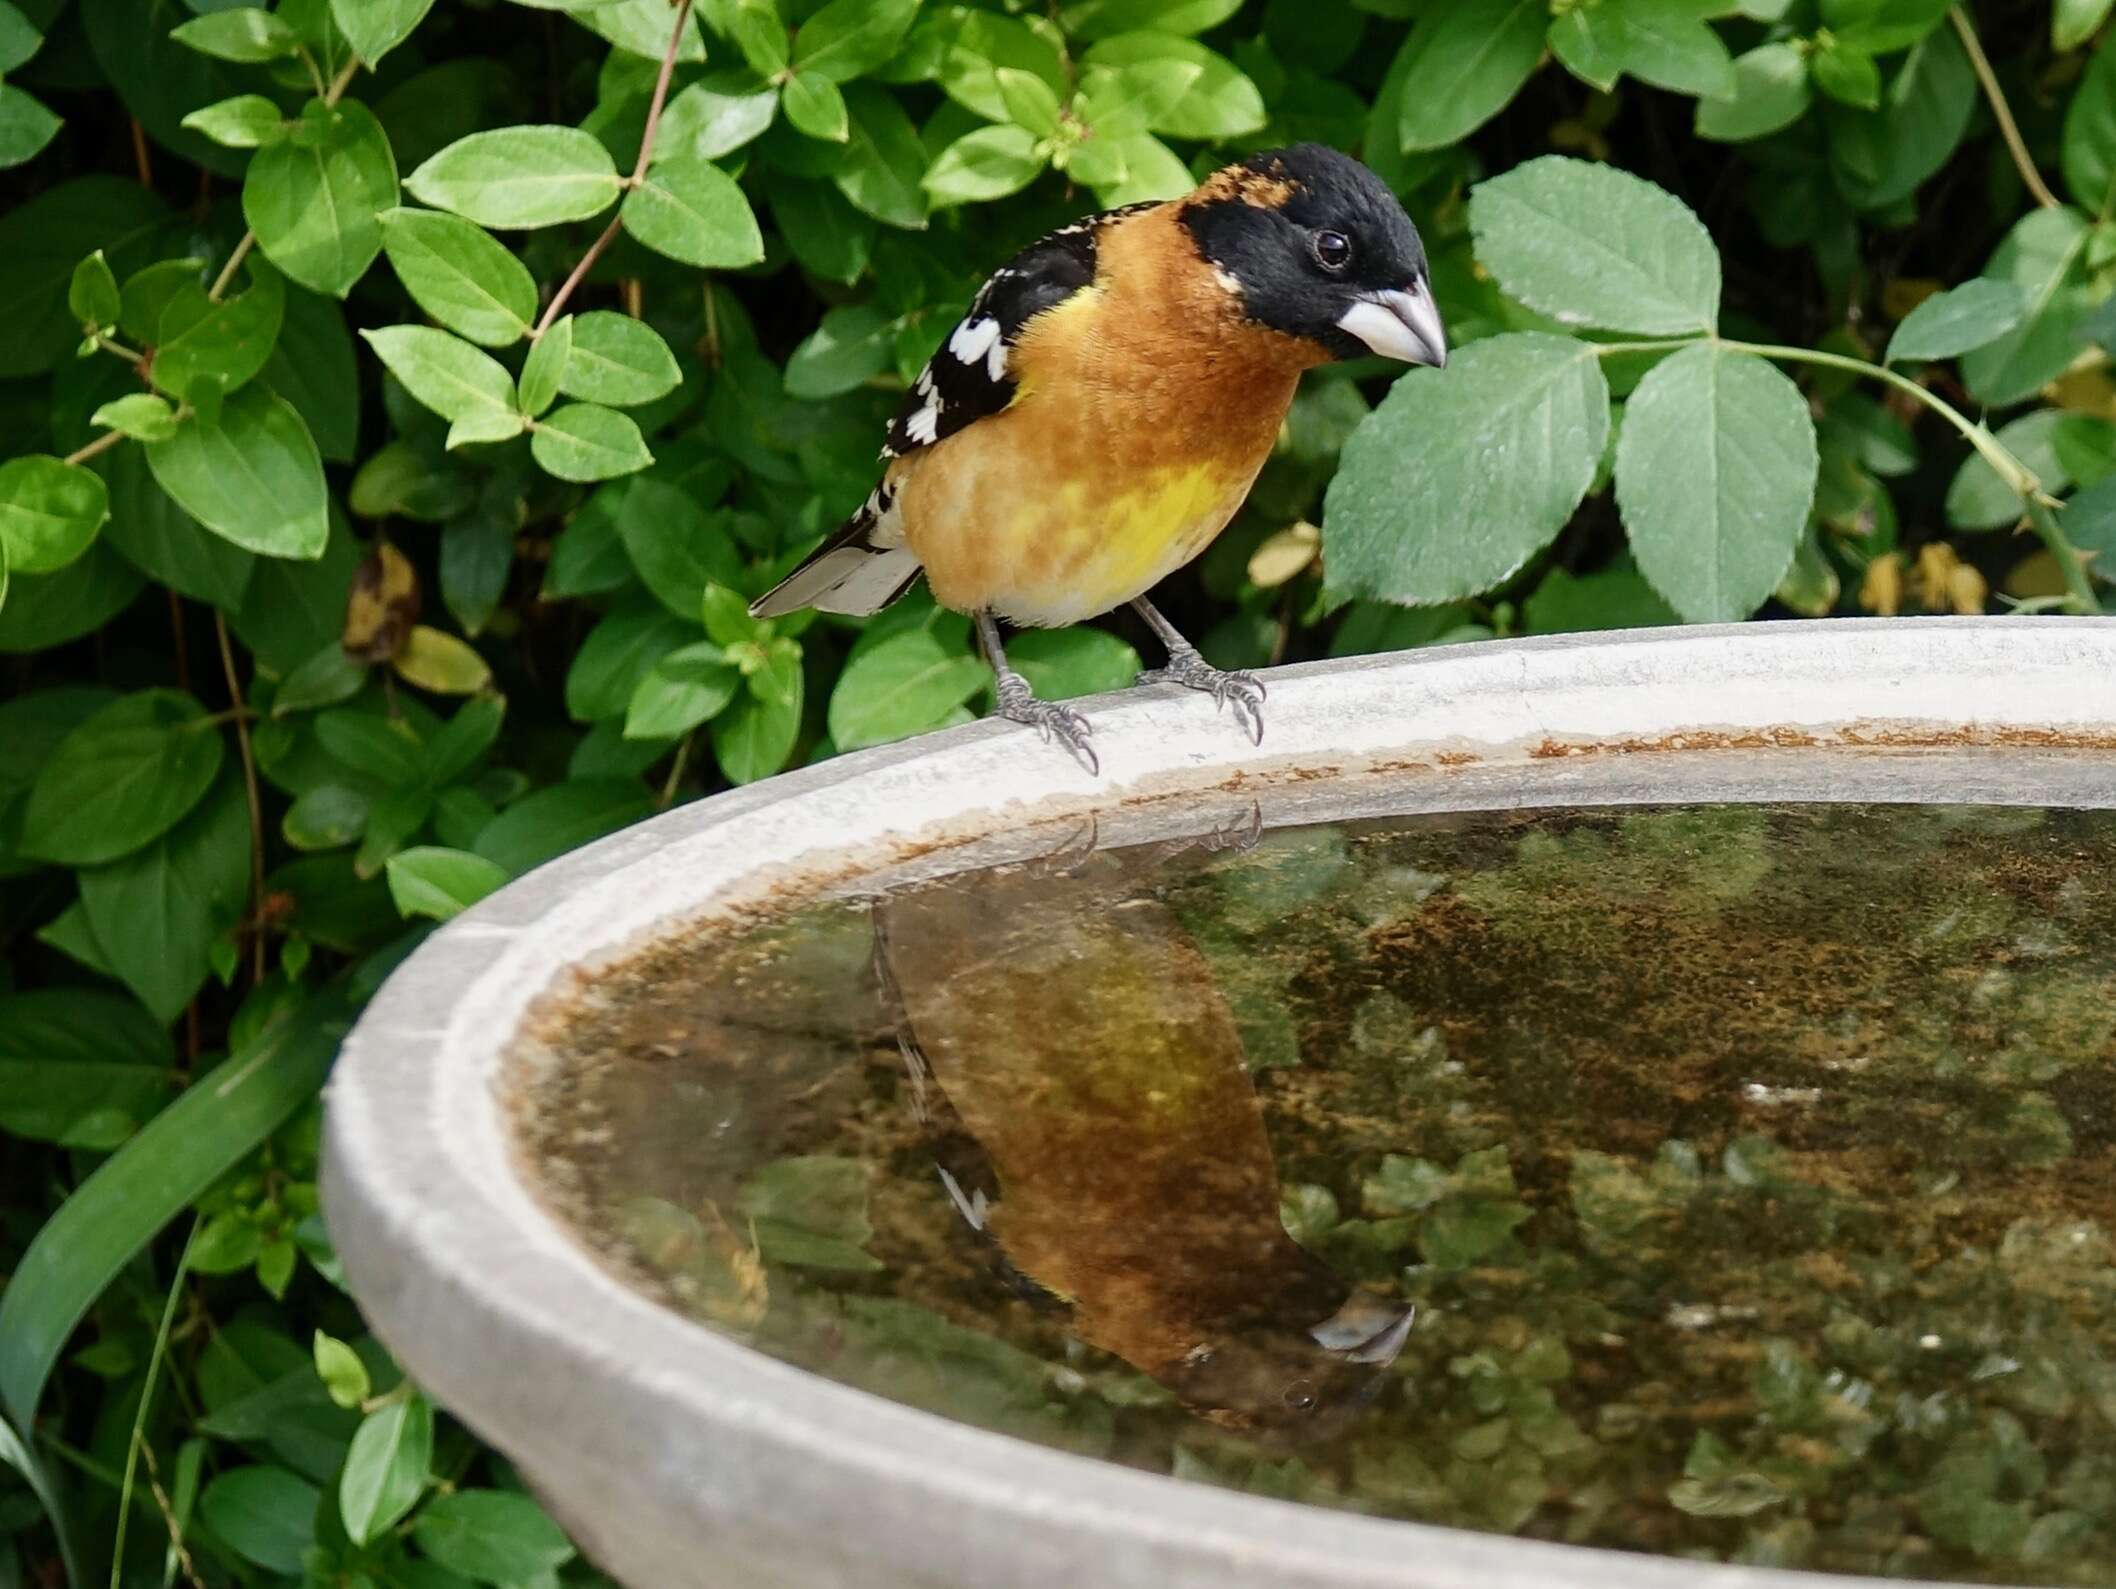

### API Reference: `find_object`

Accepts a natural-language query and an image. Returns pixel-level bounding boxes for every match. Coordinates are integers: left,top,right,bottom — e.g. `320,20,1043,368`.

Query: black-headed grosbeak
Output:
752,143,1446,771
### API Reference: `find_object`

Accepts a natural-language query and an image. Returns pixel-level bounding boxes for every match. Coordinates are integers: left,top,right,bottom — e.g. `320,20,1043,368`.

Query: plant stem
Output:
64,429,128,468
215,613,269,985
533,0,692,336
108,1221,196,1589
659,731,691,808
206,233,256,303
1952,6,2062,211
2025,496,2104,613
326,55,361,104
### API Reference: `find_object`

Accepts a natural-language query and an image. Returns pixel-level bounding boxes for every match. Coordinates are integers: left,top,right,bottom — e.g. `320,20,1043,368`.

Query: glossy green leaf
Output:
0,176,167,378
712,641,803,782
1081,33,1266,140
1615,344,1819,622
924,125,1045,203
362,325,525,447
2056,0,2115,52
331,0,436,67
1820,0,1953,54
152,257,287,404
620,154,766,268
199,1466,319,1573
169,8,300,63
341,1394,434,1545
625,641,740,739
531,402,653,481
518,314,571,417
244,101,400,297
829,629,988,749
385,845,509,919
0,454,107,575
562,310,683,406
145,386,331,558
660,72,781,162
836,84,929,229
413,1489,576,1582
470,778,652,871
20,688,223,865
379,207,538,347
181,93,288,148
1960,206,2093,406
68,248,120,332
1812,42,1881,108
1885,278,2029,362
1695,43,1812,141
783,68,849,141
406,126,625,228
792,0,919,82
1391,0,1546,152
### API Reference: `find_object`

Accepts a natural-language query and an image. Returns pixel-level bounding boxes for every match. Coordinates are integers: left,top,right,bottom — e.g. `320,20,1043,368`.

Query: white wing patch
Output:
949,315,1002,364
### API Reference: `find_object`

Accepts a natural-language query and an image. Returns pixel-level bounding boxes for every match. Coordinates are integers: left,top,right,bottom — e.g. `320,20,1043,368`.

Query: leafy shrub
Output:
2,0,2113,1581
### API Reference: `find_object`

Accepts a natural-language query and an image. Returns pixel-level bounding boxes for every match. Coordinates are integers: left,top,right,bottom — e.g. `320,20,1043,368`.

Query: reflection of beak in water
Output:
875,844,1411,1443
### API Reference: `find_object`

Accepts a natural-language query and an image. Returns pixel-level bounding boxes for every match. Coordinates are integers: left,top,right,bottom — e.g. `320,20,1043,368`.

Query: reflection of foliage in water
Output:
515,804,2116,1584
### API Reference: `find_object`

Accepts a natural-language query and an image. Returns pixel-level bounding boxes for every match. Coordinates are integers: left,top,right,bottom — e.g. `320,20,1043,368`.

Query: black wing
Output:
881,201,1158,460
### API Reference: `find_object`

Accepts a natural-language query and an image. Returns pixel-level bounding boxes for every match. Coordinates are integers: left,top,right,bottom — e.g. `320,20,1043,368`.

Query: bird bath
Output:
324,617,2116,1589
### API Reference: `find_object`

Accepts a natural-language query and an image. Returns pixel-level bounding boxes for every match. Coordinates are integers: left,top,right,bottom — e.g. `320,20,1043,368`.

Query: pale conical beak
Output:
1336,278,1447,368
1310,1294,1417,1366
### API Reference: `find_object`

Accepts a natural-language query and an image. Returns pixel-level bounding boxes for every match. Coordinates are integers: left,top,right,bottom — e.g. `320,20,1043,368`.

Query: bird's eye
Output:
1313,231,1352,271
1283,1379,1318,1411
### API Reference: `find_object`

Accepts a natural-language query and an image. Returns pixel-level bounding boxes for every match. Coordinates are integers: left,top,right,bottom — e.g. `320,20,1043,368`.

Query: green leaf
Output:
406,126,625,228
531,403,653,481
1523,557,1680,633
0,0,38,72
199,1466,319,1573
413,1490,575,1583
0,990,347,1433
181,92,288,148
1391,0,1546,152
566,601,694,720
713,642,803,782
1946,410,2064,530
1062,0,1240,37
1825,26,1974,209
726,0,791,76
1695,43,1812,142
0,987,174,1149
0,83,59,168
1082,35,1264,141
792,0,918,81
1469,155,1720,335
625,641,740,739
170,7,300,62
68,249,120,332
836,84,929,229
394,624,493,694
620,154,766,267
313,1330,370,1409
1324,332,1610,606
618,476,740,616
783,68,849,141
829,629,989,749
2066,35,2116,215
330,0,436,67
0,175,167,378
385,845,509,920
283,782,369,848
1005,627,1141,699
1812,42,1881,109
519,315,570,416
1885,278,2029,362
471,778,652,871
362,325,525,447
1821,0,1952,53
152,257,287,404
80,773,248,1022
126,259,213,363
20,689,223,865
784,303,895,398
2057,0,2115,52
244,101,399,300
925,124,1046,203
379,207,538,347
1959,206,2093,405
98,444,256,610
340,1395,433,1546
660,73,781,162
0,455,107,575
265,283,363,463
1551,0,1735,99
145,386,331,558
1615,343,1819,623
562,310,682,405
996,65,1064,137
90,393,176,444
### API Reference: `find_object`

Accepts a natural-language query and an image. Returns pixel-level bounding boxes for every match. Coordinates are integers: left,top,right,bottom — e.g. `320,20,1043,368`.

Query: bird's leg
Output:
976,611,1099,774
1131,597,1266,745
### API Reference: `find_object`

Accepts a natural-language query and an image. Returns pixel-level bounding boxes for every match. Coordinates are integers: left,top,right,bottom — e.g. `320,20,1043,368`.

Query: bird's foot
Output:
1138,645,1266,744
995,668,1099,774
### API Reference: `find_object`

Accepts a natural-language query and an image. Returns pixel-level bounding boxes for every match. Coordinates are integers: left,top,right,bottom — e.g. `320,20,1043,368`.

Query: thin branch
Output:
2025,496,2105,614
215,613,269,985
64,429,128,468
1952,7,2063,211
658,732,692,808
129,118,153,188
325,55,361,105
109,1221,196,1589
534,0,692,336
206,233,256,303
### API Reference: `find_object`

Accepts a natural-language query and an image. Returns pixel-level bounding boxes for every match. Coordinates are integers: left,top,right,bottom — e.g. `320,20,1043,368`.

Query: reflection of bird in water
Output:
875,841,1412,1441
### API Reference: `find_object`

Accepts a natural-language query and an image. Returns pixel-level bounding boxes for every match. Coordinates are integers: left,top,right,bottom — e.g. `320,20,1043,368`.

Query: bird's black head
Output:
1178,144,1446,368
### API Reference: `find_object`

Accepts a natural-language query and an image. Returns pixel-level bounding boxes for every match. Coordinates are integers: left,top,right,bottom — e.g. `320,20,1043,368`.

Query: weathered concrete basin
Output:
323,617,2116,1589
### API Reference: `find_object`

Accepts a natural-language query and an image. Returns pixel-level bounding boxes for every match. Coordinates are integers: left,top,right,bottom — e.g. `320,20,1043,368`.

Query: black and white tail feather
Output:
748,203,1153,621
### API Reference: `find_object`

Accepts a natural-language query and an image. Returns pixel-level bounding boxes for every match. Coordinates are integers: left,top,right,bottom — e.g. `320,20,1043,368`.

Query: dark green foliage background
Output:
4,0,2116,1582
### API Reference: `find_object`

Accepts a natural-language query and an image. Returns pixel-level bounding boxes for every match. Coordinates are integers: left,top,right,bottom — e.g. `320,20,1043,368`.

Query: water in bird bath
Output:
505,802,2116,1584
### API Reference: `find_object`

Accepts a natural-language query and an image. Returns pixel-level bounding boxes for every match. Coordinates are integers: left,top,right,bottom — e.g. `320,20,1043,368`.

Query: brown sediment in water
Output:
508,803,2116,1584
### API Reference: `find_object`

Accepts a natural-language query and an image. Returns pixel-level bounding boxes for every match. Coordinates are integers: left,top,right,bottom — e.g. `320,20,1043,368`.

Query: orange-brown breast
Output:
895,205,1323,627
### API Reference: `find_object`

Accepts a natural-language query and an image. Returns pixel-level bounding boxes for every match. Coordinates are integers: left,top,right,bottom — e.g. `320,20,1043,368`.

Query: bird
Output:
750,142,1446,772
